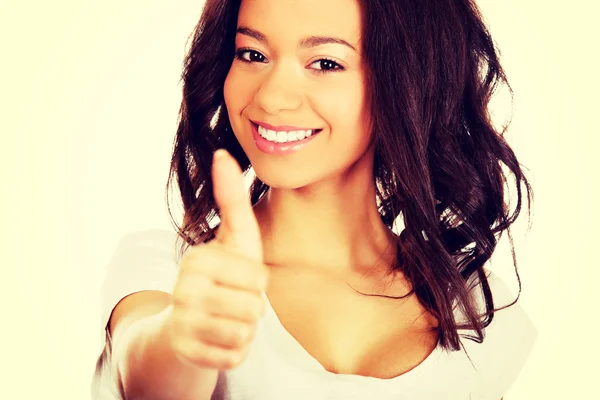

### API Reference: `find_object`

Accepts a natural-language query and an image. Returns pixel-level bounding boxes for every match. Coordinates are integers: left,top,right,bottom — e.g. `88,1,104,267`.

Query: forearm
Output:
112,307,219,400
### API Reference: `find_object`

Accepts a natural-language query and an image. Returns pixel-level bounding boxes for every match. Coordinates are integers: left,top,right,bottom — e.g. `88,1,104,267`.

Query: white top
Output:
92,229,538,400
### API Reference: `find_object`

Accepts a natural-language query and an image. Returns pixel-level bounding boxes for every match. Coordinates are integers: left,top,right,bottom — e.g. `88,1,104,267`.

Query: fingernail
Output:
214,149,227,160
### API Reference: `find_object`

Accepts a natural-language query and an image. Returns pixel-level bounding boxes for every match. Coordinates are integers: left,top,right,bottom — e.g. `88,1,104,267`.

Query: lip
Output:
251,120,321,132
251,122,322,155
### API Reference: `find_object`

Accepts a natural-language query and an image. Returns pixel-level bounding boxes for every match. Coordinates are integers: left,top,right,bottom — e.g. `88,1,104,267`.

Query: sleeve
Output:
98,229,181,347
91,229,181,400
463,269,539,400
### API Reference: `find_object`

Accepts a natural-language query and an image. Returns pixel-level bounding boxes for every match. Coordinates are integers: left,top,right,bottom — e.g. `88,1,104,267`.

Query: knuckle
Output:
188,353,212,368
202,289,225,313
193,317,214,342
222,351,243,370
228,325,250,347
172,338,197,361
177,341,219,369
184,244,218,271
198,244,220,264
172,306,194,324
171,289,189,308
180,246,202,269
173,277,212,305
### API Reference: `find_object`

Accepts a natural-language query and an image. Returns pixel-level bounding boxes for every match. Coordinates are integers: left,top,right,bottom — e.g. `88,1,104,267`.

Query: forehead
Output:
237,0,363,44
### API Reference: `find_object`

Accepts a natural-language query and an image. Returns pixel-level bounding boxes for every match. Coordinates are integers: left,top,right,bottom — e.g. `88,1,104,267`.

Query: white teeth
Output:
257,125,316,143
276,131,287,143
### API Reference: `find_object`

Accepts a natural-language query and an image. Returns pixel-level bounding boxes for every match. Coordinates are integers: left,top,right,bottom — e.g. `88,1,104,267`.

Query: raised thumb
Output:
211,149,263,262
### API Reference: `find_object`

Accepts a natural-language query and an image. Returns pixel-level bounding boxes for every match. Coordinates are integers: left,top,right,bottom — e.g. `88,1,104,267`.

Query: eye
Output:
233,48,345,75
310,58,345,74
234,48,267,64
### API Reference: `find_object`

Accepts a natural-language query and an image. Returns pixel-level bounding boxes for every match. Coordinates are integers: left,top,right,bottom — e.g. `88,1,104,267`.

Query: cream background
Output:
1,0,597,399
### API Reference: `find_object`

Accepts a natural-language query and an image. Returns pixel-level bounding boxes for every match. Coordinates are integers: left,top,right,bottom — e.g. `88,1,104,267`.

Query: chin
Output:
252,164,315,190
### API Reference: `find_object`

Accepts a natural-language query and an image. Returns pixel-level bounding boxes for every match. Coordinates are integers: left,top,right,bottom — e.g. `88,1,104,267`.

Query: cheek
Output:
223,72,236,114
317,80,370,143
224,68,252,116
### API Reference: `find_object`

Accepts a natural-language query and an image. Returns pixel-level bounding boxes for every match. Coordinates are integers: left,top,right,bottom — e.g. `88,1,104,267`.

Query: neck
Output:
253,155,397,277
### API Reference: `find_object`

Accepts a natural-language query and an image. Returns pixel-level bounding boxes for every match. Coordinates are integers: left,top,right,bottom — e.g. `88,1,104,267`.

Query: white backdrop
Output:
1,0,597,399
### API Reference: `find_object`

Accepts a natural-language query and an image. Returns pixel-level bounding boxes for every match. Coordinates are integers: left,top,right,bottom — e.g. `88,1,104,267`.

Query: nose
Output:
253,62,303,115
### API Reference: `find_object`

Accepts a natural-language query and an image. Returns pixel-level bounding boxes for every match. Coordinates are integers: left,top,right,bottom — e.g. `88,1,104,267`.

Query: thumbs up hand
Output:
211,149,263,263
165,149,270,370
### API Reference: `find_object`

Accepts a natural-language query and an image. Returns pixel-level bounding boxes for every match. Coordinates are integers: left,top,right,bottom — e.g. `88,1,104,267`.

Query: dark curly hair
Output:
165,0,533,353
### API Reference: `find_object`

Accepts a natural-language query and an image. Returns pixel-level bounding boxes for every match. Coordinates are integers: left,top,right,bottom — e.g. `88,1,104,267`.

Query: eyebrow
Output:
236,26,358,52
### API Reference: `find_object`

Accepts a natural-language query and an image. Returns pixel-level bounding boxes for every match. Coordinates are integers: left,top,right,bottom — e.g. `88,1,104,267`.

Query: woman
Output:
93,0,537,399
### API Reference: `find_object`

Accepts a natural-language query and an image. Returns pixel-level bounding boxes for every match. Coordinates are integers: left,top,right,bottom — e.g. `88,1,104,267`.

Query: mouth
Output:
250,122,323,155
251,122,323,143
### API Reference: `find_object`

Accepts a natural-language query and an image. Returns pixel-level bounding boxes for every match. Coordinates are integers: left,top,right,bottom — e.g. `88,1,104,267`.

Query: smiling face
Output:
223,0,373,189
